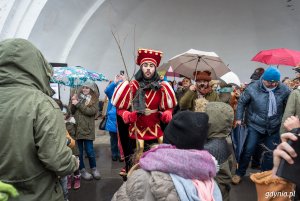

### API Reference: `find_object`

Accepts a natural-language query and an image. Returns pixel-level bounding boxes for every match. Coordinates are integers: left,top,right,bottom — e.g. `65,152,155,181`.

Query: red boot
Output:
73,174,81,190
67,175,72,190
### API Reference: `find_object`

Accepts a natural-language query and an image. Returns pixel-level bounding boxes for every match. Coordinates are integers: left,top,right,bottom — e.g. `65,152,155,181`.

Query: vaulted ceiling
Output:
1,0,300,82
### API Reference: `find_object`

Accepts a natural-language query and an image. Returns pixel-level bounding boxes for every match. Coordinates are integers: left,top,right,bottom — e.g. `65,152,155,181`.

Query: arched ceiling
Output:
1,0,300,83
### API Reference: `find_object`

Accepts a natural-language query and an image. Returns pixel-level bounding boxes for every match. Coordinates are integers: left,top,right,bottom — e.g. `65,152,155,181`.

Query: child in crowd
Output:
112,111,222,201
53,98,76,201
62,105,81,190
70,82,101,180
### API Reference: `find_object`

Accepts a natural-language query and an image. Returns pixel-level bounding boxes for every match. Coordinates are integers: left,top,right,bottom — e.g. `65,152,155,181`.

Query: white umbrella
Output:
168,49,231,80
220,71,241,87
157,62,171,71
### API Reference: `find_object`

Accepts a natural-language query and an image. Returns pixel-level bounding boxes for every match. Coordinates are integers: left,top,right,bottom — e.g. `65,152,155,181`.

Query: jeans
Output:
59,176,68,200
109,132,119,158
236,126,280,176
251,148,262,167
77,139,97,170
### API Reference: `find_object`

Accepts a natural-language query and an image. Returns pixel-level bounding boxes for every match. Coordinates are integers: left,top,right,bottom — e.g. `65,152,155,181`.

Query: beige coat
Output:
112,169,179,201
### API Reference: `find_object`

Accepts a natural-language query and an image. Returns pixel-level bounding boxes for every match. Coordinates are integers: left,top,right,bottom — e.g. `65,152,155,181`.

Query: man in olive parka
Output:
0,39,78,201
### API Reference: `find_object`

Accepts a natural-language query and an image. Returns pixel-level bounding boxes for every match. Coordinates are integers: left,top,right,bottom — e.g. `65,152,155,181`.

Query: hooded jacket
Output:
0,39,77,201
203,102,234,201
104,81,118,133
70,91,98,140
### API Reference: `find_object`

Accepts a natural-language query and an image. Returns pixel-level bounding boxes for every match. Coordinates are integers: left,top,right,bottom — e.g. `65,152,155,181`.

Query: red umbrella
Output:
251,48,300,67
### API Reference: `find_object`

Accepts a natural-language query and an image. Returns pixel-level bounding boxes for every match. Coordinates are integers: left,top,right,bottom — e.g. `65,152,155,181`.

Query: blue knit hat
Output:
262,66,280,81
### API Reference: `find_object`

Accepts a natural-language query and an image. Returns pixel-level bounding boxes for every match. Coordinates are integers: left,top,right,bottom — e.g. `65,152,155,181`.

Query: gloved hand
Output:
161,110,172,123
0,181,19,201
122,111,138,124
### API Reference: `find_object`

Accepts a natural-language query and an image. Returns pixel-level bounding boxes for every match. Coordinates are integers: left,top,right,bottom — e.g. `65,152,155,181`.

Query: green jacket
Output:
204,102,234,201
280,89,300,134
179,89,220,111
0,39,77,201
71,100,98,140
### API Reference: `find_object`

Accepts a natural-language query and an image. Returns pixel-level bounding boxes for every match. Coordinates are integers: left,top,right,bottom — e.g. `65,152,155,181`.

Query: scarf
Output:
133,69,161,113
170,174,200,201
198,86,213,97
263,84,277,117
139,144,217,180
219,87,233,93
192,179,222,201
79,93,92,106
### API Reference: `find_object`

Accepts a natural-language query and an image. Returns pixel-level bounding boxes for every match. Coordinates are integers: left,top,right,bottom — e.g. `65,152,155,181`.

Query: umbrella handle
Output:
193,56,201,81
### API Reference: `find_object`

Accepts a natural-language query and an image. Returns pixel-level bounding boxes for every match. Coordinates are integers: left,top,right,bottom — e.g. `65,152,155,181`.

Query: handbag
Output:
99,115,107,130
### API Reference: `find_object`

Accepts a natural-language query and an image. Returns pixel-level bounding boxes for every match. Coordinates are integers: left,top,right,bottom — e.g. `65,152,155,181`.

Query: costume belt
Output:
143,108,158,116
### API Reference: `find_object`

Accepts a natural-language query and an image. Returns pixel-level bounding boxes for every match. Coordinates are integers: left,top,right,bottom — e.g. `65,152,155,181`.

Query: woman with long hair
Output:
71,81,101,180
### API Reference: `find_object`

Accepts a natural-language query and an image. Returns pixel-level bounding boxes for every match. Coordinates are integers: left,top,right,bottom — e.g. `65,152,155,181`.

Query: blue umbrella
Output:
51,66,108,87
231,124,248,168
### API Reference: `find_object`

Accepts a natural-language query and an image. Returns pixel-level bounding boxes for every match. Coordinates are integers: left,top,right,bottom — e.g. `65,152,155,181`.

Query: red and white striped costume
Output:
112,80,177,140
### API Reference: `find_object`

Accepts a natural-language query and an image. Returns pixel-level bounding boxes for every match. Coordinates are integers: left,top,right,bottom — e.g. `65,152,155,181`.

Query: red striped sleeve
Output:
112,80,140,109
160,81,177,110
112,81,131,109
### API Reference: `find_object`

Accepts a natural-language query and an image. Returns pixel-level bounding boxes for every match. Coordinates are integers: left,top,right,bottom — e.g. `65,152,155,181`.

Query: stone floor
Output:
69,121,258,201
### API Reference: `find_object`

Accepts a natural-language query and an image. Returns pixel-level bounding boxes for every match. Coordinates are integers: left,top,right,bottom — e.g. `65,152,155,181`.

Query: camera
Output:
120,70,124,75
276,132,300,187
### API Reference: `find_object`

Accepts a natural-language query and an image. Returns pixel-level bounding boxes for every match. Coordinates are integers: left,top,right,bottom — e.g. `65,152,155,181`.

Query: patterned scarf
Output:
133,69,161,113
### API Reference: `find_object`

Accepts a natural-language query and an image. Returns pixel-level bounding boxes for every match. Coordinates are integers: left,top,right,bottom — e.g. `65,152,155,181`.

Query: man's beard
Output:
143,71,154,80
198,84,207,89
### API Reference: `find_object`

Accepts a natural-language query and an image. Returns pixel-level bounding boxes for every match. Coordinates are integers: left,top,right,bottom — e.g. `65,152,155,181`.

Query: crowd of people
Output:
0,38,300,201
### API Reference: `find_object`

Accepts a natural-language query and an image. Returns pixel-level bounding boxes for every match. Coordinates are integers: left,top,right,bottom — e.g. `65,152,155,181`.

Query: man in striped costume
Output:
112,48,177,175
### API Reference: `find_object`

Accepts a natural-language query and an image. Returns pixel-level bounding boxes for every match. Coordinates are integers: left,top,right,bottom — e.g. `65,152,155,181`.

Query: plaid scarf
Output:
132,70,161,114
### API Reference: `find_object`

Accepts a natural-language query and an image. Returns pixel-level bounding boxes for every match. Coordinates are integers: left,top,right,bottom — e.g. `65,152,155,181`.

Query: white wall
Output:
1,0,300,99
65,0,300,83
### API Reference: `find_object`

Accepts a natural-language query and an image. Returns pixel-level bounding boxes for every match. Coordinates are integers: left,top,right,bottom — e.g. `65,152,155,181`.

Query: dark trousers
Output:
77,139,96,170
251,148,262,167
117,115,158,172
236,126,280,176
109,131,120,158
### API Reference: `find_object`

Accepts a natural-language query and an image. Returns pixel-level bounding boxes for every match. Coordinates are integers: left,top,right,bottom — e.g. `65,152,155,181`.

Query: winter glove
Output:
0,181,19,201
122,111,138,124
161,110,172,123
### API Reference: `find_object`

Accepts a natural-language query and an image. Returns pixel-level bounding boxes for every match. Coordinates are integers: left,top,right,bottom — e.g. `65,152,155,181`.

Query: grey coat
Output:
236,80,290,134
